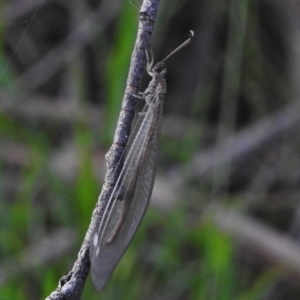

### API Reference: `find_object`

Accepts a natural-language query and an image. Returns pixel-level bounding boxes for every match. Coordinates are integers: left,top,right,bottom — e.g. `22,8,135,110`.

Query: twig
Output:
206,204,300,277
0,229,76,286
0,94,105,124
12,0,122,92
260,198,300,299
190,99,300,180
45,0,161,299
5,0,49,24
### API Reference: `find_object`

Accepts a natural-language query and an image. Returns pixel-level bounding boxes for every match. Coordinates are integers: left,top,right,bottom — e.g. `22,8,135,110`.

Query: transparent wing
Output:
90,91,164,291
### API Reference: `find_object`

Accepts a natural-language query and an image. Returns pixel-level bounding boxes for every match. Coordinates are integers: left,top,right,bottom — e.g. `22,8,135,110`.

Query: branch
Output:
12,0,122,92
190,99,300,179
45,0,161,299
207,204,300,277
0,229,76,286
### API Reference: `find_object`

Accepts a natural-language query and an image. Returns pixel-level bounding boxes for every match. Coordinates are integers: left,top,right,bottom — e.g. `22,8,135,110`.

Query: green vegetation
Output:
0,0,297,299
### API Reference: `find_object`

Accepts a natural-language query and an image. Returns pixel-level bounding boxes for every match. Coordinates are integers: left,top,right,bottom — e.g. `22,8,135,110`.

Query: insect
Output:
90,30,194,291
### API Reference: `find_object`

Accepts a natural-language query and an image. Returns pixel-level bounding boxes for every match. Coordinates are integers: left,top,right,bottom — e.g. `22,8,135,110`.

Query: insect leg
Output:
145,48,154,76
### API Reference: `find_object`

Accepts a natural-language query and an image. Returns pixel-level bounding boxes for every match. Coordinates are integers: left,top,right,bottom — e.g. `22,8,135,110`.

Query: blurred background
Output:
1,0,300,299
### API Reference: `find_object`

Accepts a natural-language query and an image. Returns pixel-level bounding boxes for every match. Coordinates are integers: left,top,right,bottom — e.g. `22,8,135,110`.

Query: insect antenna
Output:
161,30,194,62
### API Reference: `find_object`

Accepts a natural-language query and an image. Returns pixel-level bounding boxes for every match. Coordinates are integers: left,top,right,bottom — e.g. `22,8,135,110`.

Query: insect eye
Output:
154,63,165,73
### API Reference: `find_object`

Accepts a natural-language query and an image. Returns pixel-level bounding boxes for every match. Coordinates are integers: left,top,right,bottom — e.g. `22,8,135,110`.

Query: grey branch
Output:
207,204,300,277
0,229,76,287
45,0,161,299
11,0,121,92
